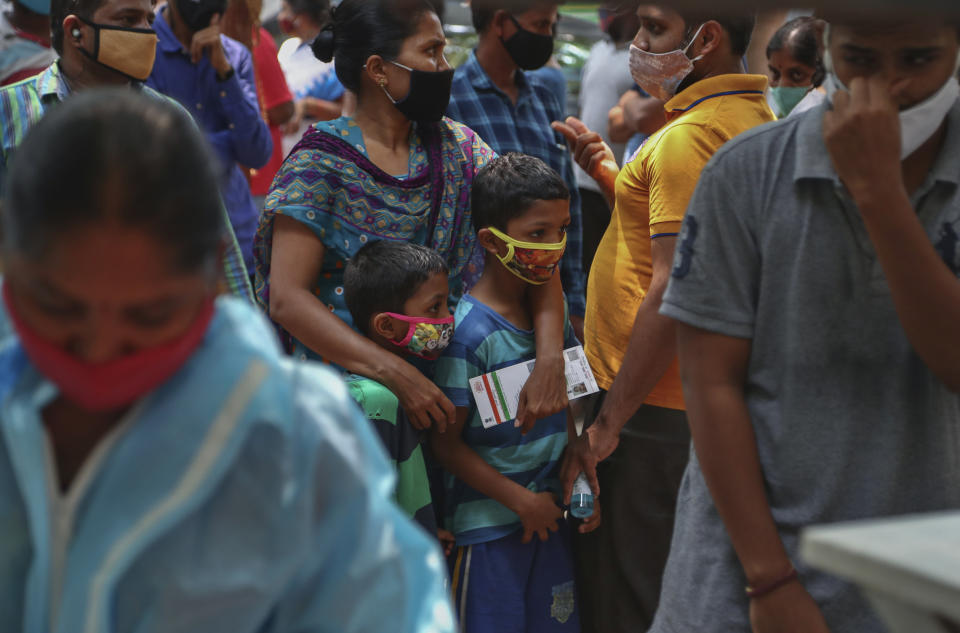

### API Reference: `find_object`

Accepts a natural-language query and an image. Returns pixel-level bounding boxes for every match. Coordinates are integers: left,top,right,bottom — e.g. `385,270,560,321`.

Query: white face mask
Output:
629,24,705,102
823,25,960,159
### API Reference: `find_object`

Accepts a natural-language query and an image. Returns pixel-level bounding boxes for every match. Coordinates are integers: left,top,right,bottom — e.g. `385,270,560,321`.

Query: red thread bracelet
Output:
745,568,799,599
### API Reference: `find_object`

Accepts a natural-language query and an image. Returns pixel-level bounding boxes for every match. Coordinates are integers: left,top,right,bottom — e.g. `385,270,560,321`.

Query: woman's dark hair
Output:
2,89,223,273
311,0,442,94
344,240,448,336
767,17,825,87
471,153,569,233
286,0,330,27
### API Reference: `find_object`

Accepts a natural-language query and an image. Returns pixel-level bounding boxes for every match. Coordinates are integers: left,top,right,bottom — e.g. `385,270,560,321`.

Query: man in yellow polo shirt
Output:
554,5,774,632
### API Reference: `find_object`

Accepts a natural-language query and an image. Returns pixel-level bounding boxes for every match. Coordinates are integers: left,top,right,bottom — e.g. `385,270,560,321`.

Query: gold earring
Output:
378,78,386,87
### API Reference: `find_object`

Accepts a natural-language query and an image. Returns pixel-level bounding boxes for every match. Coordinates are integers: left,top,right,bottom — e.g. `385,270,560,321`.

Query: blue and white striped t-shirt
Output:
435,294,577,546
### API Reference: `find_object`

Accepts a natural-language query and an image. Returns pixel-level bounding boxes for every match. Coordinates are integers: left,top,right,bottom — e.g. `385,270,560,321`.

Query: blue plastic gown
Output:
0,297,455,633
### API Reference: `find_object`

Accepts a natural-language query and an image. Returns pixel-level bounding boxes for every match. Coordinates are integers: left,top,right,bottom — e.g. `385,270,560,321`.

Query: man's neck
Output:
59,53,130,93
678,55,744,93
469,256,532,330
475,35,519,101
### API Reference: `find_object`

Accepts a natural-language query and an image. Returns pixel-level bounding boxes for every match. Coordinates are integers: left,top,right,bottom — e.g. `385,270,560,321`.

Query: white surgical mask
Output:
629,24,705,101
823,24,960,159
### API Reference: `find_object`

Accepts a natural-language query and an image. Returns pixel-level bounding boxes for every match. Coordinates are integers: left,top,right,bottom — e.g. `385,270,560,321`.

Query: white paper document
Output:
469,345,599,429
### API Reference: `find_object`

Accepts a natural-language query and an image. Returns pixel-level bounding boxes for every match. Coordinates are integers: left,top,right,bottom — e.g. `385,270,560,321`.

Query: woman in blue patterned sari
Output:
256,0,569,431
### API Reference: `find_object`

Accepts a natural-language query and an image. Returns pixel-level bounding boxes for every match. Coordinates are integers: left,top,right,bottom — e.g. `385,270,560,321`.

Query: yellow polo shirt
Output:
584,74,774,409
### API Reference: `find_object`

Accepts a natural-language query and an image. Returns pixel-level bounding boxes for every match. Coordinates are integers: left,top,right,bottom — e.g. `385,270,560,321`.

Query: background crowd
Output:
0,0,958,632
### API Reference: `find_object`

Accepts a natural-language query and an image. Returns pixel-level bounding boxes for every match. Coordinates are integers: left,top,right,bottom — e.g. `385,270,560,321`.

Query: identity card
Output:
468,345,600,429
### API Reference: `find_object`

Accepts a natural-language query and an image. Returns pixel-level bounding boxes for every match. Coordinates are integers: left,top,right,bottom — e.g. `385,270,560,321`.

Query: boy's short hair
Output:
471,153,569,233
344,240,449,336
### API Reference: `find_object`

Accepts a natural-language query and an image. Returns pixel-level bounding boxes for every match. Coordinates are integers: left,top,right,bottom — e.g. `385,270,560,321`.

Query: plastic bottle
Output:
570,472,595,518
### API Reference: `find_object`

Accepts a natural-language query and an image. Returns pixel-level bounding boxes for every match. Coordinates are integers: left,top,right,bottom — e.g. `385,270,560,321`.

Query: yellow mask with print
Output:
488,226,566,285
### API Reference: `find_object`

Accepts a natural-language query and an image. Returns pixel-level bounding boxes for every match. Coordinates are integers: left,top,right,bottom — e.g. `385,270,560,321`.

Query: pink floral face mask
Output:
383,313,455,359
628,23,705,101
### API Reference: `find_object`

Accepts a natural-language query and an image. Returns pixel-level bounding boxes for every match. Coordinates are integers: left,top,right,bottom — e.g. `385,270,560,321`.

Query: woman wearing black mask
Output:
256,0,570,442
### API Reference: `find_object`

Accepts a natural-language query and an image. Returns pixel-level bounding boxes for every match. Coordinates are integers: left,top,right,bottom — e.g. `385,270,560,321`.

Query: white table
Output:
801,512,960,633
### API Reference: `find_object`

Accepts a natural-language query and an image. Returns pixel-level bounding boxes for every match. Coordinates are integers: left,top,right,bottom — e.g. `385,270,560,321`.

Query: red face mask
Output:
2,284,216,412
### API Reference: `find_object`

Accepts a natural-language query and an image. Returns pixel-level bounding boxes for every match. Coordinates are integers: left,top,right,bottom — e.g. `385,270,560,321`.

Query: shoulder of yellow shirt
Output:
629,117,723,171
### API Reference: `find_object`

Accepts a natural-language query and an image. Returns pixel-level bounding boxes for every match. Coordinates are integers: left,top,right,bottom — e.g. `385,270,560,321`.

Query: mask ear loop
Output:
379,61,416,104
392,320,417,348
682,23,707,63
497,242,516,267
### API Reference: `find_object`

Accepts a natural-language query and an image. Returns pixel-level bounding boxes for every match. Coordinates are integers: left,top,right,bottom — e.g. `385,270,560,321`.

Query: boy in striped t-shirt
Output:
432,154,601,632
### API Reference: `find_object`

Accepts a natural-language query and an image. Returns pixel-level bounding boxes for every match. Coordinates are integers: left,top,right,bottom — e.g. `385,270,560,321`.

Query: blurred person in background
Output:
147,0,272,277
653,13,960,633
609,84,665,164
276,0,343,152
0,0,251,299
0,0,54,85
576,1,638,277
529,53,567,116
222,0,296,208
766,16,825,118
0,88,455,633
448,0,588,341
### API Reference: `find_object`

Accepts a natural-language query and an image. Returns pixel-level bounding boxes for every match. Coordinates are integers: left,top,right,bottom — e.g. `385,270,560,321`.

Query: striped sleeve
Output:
434,338,481,408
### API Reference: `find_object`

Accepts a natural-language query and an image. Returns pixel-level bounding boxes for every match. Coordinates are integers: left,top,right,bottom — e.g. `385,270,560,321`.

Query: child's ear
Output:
372,312,401,341
477,228,501,256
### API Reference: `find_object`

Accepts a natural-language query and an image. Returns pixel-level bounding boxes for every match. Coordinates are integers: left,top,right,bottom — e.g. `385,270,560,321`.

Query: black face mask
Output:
175,0,227,32
383,61,454,123
501,14,554,71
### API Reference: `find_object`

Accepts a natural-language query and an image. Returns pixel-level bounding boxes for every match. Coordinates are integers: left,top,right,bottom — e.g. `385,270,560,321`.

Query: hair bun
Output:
311,24,336,63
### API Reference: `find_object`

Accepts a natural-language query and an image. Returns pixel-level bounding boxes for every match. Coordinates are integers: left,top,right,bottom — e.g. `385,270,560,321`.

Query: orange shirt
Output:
584,74,774,409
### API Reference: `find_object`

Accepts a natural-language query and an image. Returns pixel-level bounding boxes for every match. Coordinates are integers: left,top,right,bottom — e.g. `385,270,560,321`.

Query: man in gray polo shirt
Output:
652,14,960,633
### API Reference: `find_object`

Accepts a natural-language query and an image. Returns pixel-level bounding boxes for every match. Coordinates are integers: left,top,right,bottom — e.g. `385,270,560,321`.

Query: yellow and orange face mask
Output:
77,17,158,81
488,226,566,285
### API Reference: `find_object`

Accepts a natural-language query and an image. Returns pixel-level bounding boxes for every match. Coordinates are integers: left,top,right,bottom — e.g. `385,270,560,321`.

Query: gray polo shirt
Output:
651,102,960,633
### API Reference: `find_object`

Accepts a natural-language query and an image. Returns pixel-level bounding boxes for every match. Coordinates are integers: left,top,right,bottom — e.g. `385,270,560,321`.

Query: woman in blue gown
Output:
0,89,453,633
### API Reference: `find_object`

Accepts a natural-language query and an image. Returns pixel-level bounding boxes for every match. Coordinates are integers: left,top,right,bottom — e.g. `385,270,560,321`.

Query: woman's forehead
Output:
408,9,442,36
9,226,183,283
